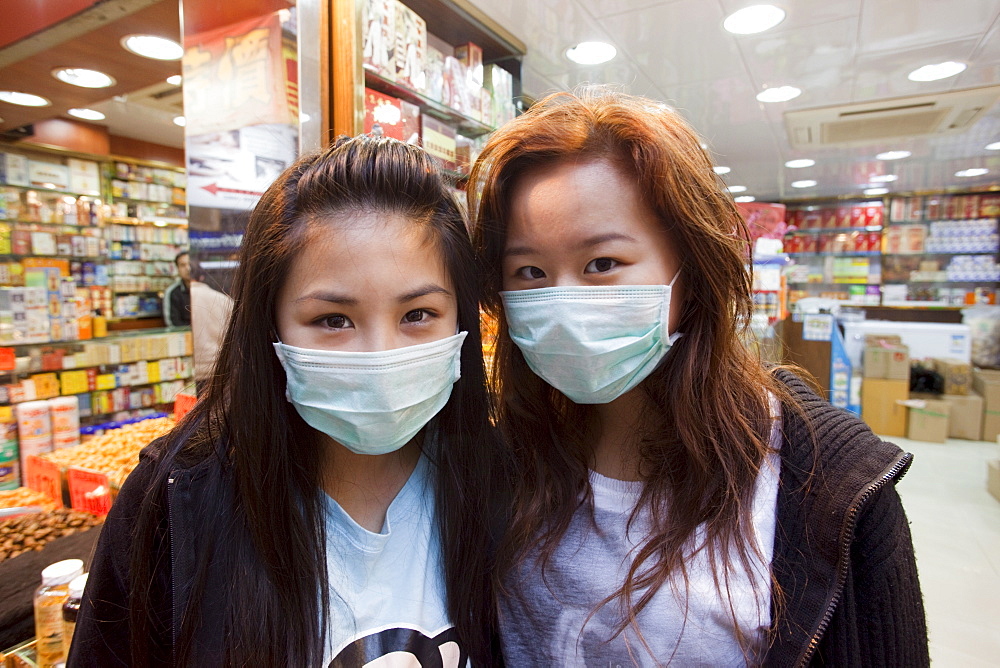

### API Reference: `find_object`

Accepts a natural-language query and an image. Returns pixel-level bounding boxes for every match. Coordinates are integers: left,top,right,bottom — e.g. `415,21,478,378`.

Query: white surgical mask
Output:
273,332,467,455
500,278,680,404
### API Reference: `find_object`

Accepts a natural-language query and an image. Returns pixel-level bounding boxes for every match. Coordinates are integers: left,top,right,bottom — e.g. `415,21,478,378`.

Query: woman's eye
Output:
322,314,353,329
516,266,545,280
403,309,428,323
585,258,618,274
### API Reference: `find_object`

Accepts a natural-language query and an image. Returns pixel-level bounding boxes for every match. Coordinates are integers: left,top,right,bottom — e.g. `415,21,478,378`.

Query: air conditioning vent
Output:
784,86,1000,148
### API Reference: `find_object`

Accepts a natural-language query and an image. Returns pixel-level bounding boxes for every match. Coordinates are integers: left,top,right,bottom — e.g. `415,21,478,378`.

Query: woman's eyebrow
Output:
577,232,638,249
398,284,452,302
295,291,358,305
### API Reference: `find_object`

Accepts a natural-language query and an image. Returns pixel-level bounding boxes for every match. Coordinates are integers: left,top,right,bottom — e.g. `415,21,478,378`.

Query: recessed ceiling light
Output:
876,150,911,160
53,67,115,88
791,179,817,188
122,35,184,61
986,141,1000,151
955,168,989,178
784,158,815,169
0,91,50,107
734,195,756,203
727,185,748,193
907,61,966,82
723,5,786,35
67,108,106,121
173,115,186,127
869,174,898,183
565,41,617,65
714,166,731,175
166,75,182,86
756,86,801,103
864,187,889,196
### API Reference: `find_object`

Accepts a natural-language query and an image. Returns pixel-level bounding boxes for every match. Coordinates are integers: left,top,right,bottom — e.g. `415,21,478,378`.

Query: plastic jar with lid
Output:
62,572,88,656
34,559,84,668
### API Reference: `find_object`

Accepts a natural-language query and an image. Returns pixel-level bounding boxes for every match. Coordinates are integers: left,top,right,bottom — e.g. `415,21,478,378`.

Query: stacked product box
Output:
860,334,910,437
973,369,1000,441
0,406,18,489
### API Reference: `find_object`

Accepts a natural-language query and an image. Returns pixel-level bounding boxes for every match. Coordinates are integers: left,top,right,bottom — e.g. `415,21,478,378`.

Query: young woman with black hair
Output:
69,136,503,666
470,89,928,667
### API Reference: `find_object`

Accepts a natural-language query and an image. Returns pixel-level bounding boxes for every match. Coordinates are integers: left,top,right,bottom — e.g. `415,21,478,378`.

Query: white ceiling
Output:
467,0,1000,202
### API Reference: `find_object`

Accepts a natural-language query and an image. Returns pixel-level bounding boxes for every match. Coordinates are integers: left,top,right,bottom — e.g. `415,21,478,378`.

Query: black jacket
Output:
163,279,190,327
69,371,928,666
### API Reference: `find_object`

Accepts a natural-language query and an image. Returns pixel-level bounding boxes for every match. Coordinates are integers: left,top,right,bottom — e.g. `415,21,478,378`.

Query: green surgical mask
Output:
273,332,466,454
500,279,680,404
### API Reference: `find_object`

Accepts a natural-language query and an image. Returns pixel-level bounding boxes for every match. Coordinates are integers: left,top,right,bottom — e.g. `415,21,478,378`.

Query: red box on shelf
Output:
804,235,818,253
965,195,980,219
864,203,883,227
822,208,838,229
836,206,851,228
925,197,942,220
850,205,865,227
802,211,822,229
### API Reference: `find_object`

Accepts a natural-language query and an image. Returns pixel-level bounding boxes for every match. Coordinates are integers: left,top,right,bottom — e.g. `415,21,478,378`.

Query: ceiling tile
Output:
718,0,862,31
737,17,857,107
859,0,1000,53
595,0,745,86
574,0,679,20
852,38,982,101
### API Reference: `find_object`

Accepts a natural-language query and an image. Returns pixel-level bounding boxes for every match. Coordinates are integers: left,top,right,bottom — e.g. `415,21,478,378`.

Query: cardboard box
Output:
861,378,909,437
903,398,951,443
942,392,983,440
989,460,1000,503
933,358,971,396
973,368,1000,408
863,340,910,380
984,407,1000,442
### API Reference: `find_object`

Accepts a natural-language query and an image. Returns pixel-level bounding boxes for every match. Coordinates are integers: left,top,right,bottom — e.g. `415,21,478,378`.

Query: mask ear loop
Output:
664,268,682,343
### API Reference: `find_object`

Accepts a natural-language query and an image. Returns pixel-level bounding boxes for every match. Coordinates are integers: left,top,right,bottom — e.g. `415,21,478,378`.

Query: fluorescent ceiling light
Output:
0,91,50,107
67,108,105,121
907,61,966,82
713,166,731,174
986,141,1000,151
756,86,801,103
869,174,898,183
727,185,748,193
864,187,889,196
791,180,817,188
122,35,184,61
784,158,815,169
166,75,182,86
734,195,756,203
876,150,911,160
565,41,617,65
53,68,115,88
173,115,186,127
955,168,988,177
723,5,786,35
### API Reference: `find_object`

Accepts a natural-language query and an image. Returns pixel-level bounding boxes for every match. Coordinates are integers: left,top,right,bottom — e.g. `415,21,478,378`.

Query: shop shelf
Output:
785,225,883,234
364,71,494,138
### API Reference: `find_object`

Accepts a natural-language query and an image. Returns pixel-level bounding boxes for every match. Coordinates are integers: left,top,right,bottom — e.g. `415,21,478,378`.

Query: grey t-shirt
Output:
499,418,781,667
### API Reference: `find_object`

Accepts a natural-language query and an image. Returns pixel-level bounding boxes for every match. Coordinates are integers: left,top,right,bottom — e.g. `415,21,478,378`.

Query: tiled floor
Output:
887,435,1000,666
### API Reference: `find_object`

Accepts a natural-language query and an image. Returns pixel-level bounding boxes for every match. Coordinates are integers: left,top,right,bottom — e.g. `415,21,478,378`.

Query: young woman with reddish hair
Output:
470,89,928,666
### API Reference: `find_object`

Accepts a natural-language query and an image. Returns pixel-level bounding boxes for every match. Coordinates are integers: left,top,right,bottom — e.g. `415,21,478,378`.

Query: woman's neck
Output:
589,387,648,481
320,438,421,532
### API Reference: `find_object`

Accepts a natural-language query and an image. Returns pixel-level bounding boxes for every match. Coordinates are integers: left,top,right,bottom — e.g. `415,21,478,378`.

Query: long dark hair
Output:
128,135,502,666
470,89,800,658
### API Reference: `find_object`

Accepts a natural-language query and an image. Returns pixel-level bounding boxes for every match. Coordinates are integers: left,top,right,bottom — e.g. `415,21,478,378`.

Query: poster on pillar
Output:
182,11,299,210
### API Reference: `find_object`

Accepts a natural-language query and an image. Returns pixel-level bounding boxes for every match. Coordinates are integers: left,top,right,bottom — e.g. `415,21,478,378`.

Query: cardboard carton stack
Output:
973,369,1000,441
931,358,982,440
860,335,910,437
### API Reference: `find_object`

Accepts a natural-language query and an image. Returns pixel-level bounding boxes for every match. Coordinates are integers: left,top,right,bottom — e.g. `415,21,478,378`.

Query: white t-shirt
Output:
322,455,466,667
499,409,782,667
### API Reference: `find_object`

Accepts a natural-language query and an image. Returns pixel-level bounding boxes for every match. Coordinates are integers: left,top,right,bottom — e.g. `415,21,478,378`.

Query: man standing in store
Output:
163,250,192,327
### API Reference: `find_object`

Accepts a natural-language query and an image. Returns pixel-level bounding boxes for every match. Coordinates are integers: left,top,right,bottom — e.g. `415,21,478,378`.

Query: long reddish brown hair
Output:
470,89,799,658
